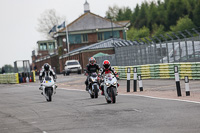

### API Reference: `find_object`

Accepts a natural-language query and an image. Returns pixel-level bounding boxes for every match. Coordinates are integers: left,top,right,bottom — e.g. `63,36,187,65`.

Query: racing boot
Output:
86,86,89,91
101,86,104,95
39,85,43,90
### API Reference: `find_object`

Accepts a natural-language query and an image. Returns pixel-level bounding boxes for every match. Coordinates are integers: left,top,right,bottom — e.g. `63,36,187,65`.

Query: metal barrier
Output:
0,71,36,84
113,62,200,80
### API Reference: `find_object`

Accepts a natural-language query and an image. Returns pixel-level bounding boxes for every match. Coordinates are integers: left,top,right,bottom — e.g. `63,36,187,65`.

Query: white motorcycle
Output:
40,76,56,102
102,73,118,103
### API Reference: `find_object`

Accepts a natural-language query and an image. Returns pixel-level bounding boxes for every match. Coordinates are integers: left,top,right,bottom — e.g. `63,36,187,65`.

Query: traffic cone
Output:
29,76,32,82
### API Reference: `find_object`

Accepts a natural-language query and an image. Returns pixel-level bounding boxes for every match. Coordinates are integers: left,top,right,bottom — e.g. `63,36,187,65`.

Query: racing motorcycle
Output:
101,73,118,103
85,71,100,98
40,76,56,102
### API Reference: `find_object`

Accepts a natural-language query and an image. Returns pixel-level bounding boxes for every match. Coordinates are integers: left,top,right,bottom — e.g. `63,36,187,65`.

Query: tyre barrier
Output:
113,62,200,80
0,71,36,84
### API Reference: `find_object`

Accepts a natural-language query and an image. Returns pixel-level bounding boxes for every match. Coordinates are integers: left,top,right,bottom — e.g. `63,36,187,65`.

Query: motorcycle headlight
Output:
106,83,110,86
89,78,95,82
92,78,96,82
113,82,117,85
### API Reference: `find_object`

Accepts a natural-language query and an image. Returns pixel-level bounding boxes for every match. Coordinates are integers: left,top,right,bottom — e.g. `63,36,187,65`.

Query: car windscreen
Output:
67,62,79,65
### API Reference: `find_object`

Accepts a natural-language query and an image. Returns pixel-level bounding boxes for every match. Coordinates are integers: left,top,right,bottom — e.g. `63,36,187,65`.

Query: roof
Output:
116,20,130,27
61,38,123,58
93,52,109,58
37,40,56,44
113,40,140,47
59,12,125,33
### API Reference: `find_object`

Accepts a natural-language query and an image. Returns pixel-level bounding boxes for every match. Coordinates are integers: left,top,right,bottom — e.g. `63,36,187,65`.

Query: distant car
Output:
64,60,82,75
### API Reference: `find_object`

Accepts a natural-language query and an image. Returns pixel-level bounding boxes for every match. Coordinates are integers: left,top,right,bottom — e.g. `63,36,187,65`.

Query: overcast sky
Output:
0,0,147,68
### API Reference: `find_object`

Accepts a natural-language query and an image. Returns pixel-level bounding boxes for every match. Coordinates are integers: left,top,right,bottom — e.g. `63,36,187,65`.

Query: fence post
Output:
185,76,190,96
138,75,143,91
133,67,137,92
172,33,181,62
174,66,182,97
185,30,196,62
127,67,131,92
179,31,188,61
155,36,163,63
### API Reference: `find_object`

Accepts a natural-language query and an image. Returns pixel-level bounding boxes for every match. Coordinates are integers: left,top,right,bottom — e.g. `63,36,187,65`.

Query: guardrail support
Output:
127,67,130,92
138,75,143,91
185,76,190,96
174,66,182,97
133,67,137,92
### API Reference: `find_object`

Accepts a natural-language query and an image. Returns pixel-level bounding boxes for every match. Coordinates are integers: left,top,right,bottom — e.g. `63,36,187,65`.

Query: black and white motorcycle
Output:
85,71,100,98
102,73,118,103
39,76,56,102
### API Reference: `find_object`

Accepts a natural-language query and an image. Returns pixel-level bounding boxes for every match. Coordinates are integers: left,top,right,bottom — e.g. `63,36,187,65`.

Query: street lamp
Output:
124,27,128,40
108,18,114,44
61,48,67,71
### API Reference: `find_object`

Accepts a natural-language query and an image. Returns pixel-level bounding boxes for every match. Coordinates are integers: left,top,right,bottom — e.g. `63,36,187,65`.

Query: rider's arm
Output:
101,69,105,76
39,71,45,81
50,70,56,79
111,67,118,76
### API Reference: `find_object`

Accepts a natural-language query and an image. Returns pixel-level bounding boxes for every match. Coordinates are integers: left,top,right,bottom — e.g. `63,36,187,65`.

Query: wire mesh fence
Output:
96,27,200,66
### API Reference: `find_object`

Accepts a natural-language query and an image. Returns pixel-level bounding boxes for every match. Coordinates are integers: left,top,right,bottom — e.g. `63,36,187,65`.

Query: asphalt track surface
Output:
0,75,200,133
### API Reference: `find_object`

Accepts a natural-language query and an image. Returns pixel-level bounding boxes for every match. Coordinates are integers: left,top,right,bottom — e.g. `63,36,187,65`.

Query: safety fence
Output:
113,62,200,80
0,71,36,84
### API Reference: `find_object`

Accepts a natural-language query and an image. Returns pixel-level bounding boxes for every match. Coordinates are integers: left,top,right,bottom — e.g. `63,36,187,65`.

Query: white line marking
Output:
59,88,85,92
59,88,200,104
120,93,200,104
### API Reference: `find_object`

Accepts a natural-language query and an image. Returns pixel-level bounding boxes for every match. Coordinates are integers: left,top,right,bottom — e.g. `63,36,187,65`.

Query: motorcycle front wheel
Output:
110,87,116,103
94,85,98,98
46,89,52,102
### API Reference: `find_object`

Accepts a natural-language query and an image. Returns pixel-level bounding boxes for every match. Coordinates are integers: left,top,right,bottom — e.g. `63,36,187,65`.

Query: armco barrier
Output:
0,73,19,84
0,71,36,84
113,62,200,80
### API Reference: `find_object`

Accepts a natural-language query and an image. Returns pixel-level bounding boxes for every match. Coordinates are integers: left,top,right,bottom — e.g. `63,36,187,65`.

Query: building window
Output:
40,43,47,50
98,32,104,41
82,34,88,43
48,43,55,50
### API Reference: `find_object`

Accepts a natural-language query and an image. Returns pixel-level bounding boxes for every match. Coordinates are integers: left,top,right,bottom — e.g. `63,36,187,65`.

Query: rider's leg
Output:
85,77,89,91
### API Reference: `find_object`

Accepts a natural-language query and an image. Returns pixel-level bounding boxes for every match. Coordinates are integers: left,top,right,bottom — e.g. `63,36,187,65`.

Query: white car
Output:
64,60,82,75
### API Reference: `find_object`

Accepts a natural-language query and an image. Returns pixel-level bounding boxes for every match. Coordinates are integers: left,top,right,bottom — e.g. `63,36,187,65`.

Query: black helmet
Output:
89,57,96,65
44,63,50,71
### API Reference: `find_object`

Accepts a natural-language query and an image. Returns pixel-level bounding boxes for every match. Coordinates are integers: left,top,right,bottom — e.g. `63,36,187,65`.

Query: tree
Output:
116,7,132,21
193,0,200,27
2,65,14,73
152,24,165,37
37,9,66,39
170,15,196,32
127,26,150,40
105,5,120,20
132,4,140,24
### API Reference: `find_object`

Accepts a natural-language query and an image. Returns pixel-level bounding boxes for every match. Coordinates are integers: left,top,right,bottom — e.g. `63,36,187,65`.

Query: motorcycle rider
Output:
39,63,57,93
85,57,100,91
99,60,119,95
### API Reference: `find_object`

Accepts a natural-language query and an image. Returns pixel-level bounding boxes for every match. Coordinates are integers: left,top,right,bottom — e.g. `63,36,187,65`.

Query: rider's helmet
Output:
44,63,50,71
103,60,110,69
89,57,96,65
